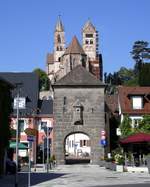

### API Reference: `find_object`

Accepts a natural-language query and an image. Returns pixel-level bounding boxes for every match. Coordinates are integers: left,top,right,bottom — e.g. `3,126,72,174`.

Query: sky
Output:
0,0,150,74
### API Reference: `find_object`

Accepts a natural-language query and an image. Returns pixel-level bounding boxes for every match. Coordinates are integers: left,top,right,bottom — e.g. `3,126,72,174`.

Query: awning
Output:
120,133,150,144
9,142,28,149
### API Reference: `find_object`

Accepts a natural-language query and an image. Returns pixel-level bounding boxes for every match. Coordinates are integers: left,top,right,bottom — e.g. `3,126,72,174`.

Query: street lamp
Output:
14,83,23,187
42,122,52,173
46,126,53,173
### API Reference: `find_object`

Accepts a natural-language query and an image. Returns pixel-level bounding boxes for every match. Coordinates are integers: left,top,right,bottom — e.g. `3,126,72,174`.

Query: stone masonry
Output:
53,65,105,164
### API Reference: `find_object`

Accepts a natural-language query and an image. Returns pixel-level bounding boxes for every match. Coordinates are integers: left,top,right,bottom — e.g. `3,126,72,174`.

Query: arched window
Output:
57,34,61,43
85,40,89,44
82,58,86,68
90,40,93,44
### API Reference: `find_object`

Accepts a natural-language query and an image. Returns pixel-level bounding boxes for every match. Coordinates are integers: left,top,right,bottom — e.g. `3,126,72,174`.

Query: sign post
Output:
100,130,107,146
25,128,37,187
27,136,35,187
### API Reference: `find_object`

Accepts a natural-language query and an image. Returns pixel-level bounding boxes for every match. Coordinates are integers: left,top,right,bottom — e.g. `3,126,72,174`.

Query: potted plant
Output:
114,153,125,172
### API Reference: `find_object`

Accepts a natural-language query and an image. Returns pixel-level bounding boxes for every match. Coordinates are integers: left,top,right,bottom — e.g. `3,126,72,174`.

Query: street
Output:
1,164,150,187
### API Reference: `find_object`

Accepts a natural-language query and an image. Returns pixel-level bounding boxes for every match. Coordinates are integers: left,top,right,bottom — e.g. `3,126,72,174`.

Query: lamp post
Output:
42,135,45,169
42,122,52,173
46,126,53,173
15,90,19,187
14,82,23,187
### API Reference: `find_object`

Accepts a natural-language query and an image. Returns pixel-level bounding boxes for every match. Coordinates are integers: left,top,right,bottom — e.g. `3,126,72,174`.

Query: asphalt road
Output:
1,164,150,187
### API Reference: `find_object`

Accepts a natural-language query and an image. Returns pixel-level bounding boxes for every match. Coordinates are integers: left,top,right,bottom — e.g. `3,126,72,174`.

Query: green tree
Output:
104,66,138,90
119,115,132,138
33,68,50,91
139,115,150,133
139,63,150,86
131,40,150,75
117,67,138,86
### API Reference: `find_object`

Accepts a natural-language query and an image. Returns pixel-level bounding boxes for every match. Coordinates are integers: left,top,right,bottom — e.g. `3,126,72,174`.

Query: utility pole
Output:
46,125,49,173
14,83,23,187
15,90,19,187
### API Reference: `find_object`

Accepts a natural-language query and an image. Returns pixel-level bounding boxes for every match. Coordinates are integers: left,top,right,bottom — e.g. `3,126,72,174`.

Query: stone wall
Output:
53,87,105,164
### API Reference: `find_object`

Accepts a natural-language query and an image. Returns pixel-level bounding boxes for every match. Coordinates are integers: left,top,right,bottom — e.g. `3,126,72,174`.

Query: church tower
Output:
54,16,65,62
82,20,98,61
82,20,103,80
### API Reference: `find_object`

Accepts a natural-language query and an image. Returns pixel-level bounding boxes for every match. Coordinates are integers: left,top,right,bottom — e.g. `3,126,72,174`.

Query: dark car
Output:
6,158,16,174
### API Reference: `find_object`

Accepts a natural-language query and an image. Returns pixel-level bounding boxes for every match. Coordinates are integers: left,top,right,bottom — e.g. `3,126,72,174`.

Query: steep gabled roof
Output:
38,99,53,116
0,76,14,88
82,20,96,32
53,65,105,87
64,36,85,55
55,16,64,32
0,72,39,116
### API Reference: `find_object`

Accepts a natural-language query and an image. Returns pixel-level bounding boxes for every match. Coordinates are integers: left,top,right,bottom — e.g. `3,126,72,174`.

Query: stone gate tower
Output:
53,65,105,164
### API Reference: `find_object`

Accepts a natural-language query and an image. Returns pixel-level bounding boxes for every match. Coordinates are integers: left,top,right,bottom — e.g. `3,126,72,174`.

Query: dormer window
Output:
132,96,143,109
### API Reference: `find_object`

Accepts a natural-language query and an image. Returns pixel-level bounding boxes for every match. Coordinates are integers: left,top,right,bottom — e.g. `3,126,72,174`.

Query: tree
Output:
104,66,138,89
117,67,138,86
139,115,150,133
119,115,132,138
131,40,150,75
33,68,50,91
139,63,150,86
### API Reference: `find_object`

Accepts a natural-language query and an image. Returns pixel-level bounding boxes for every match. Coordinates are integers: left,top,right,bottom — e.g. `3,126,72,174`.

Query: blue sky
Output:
0,0,150,74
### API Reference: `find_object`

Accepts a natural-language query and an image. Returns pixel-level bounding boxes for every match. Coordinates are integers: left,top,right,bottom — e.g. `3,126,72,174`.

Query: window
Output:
132,96,143,109
41,121,47,130
57,34,61,43
58,57,61,62
14,97,26,109
90,40,93,44
80,140,90,147
85,40,89,44
133,119,140,128
63,97,67,106
19,120,24,133
85,34,93,38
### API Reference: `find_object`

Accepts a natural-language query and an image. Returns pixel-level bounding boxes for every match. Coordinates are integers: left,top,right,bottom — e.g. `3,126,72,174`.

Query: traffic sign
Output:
101,130,106,136
27,135,35,142
101,135,106,140
100,139,107,146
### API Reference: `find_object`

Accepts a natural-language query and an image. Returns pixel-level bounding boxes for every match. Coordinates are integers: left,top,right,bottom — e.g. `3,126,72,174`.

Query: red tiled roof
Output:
118,86,150,115
64,36,85,55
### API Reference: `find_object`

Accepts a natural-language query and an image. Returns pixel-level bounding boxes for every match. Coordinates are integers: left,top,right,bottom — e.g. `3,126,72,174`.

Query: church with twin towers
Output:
46,17,103,83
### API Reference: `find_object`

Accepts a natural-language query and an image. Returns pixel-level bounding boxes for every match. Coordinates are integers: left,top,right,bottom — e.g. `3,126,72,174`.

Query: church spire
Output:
54,16,65,62
55,15,64,32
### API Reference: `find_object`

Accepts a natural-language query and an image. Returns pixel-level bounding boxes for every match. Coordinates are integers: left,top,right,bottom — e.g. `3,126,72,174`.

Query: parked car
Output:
6,158,21,174
6,158,16,174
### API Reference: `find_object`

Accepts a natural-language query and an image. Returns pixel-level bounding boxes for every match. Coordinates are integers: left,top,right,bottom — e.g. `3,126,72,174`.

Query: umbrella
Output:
9,142,28,149
120,133,150,144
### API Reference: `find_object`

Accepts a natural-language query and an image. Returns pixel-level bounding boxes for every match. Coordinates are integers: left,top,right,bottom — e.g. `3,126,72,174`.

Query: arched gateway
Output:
53,65,105,164
65,132,91,163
